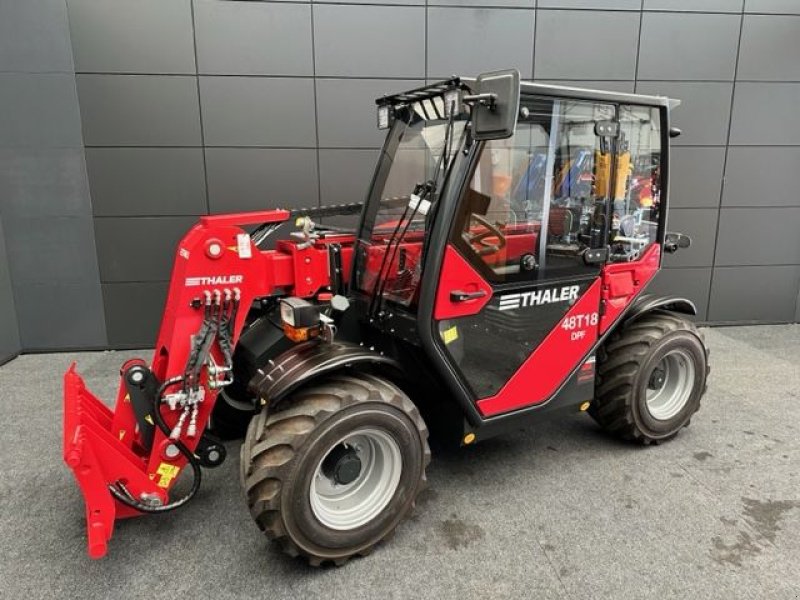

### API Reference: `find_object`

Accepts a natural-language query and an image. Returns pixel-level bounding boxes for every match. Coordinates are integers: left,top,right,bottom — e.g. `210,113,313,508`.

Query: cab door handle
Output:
450,289,487,302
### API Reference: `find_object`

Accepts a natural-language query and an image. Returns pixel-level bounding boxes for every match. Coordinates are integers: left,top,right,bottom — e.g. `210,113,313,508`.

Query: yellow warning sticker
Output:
442,326,459,345
118,430,125,441
156,462,180,489
144,414,154,425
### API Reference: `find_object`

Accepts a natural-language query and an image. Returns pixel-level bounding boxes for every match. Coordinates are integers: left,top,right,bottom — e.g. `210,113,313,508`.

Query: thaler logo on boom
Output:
185,275,244,287
498,285,579,311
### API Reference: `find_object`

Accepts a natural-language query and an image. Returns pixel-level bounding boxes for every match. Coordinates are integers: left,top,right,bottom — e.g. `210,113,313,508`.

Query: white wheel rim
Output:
645,349,696,421
310,428,402,531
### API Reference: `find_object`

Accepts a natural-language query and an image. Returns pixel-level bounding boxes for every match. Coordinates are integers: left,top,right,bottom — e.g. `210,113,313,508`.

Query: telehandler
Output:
64,70,708,565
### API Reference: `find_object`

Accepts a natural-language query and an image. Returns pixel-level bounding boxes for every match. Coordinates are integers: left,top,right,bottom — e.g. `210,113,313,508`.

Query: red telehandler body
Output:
64,71,708,565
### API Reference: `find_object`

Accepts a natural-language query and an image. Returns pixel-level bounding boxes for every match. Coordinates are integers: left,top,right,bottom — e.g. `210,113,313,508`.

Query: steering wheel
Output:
465,214,507,257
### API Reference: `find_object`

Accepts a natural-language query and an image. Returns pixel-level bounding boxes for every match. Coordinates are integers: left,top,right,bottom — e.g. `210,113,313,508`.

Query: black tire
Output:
241,373,430,566
590,311,710,445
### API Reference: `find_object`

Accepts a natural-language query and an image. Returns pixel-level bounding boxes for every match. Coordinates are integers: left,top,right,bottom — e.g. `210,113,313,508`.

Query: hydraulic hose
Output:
108,378,202,513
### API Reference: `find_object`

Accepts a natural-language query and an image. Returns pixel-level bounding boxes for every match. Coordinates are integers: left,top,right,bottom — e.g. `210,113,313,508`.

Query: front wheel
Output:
241,373,429,566
590,311,709,444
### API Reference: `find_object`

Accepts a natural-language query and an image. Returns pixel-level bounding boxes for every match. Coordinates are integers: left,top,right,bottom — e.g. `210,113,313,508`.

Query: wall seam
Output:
704,9,745,321
189,0,211,216
311,2,322,210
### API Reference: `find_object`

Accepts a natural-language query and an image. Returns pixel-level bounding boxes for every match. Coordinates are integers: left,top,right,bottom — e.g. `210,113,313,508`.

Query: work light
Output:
443,88,462,118
377,104,393,130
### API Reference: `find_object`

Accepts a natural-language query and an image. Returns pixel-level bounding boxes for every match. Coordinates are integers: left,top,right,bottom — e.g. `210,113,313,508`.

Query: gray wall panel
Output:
315,5,425,78
644,0,743,11
535,80,635,93
205,148,319,213
94,216,197,282
199,76,316,147
77,75,201,146
0,148,93,218
796,285,800,322
636,82,733,146
102,282,168,347
709,265,800,322
194,1,313,76
318,0,423,4
738,16,800,81
535,11,639,80
646,268,712,321
714,207,800,266
668,147,725,209
86,148,207,216
744,0,800,14
15,281,106,349
318,149,379,206
663,209,719,268
317,78,423,148
637,13,740,81
0,73,83,148
0,218,20,362
427,8,535,79
427,0,531,6
723,147,800,208
539,0,640,9
67,0,195,74
730,83,800,145
0,0,73,73
3,215,101,285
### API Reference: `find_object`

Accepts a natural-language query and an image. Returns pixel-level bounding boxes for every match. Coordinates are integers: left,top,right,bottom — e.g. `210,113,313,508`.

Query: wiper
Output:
369,106,458,319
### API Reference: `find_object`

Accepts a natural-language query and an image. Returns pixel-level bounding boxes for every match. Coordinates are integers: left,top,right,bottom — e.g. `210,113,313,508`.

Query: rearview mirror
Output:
664,231,691,253
471,69,520,141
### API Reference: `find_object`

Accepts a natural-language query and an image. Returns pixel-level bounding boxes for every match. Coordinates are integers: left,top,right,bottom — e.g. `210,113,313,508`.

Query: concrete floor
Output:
0,325,798,599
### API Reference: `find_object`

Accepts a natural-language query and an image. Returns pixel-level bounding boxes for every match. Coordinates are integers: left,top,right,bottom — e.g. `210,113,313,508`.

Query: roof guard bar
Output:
376,77,467,107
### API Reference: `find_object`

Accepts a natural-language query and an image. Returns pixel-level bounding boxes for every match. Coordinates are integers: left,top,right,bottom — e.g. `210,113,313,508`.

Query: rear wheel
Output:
590,311,709,444
241,373,429,566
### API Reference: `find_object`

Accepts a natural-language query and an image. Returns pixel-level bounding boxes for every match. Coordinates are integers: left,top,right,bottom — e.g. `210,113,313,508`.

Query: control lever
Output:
450,289,487,302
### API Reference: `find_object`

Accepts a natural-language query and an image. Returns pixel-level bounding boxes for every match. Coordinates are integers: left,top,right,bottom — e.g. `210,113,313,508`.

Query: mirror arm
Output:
463,93,497,110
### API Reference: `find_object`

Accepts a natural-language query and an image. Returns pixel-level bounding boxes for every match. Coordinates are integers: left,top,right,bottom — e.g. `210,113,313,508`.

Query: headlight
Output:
280,297,320,327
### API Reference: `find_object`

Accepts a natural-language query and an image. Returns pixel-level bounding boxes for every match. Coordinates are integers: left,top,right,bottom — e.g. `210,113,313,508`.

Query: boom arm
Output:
63,209,352,558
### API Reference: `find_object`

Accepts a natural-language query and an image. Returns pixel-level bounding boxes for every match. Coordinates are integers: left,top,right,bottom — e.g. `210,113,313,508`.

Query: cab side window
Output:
608,105,662,262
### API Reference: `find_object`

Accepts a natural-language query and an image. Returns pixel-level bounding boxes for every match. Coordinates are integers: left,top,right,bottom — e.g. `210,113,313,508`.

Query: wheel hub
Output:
322,444,363,485
648,367,666,390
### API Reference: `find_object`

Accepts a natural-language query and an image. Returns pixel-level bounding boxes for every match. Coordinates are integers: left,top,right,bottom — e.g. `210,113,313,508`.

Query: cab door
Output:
433,95,617,417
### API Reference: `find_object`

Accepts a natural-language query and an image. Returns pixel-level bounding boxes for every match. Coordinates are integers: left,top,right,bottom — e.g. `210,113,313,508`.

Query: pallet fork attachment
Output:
64,364,167,558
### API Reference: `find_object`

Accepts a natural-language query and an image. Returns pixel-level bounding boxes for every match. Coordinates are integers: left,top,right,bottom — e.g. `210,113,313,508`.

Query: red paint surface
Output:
599,243,661,333
434,245,493,319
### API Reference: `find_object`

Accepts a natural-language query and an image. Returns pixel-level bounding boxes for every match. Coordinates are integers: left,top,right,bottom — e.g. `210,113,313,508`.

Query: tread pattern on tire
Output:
590,310,710,445
241,373,430,566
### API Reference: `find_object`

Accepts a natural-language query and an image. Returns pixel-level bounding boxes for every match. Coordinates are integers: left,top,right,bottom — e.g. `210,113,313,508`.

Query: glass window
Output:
355,102,468,307
609,105,661,262
453,96,615,282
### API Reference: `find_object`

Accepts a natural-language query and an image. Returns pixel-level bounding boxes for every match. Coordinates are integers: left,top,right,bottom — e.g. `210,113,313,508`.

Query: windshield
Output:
355,103,468,308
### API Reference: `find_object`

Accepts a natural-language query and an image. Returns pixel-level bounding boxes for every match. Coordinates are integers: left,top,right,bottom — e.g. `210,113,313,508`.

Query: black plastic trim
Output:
623,294,697,323
248,340,401,407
